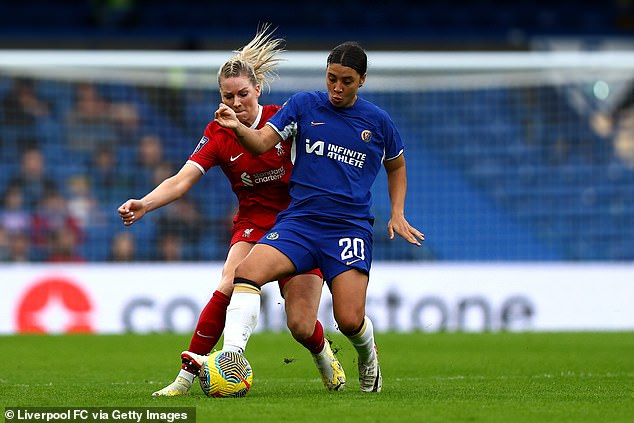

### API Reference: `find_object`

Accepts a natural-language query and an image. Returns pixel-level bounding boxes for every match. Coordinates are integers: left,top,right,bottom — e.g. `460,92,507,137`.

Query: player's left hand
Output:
388,215,424,246
214,103,239,129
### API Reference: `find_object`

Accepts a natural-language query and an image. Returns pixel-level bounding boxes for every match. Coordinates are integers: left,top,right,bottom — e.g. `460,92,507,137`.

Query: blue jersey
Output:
266,91,404,229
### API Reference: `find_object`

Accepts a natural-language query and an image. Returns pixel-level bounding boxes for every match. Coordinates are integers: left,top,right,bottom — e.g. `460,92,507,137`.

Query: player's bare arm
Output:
214,103,282,155
117,163,202,226
384,155,425,246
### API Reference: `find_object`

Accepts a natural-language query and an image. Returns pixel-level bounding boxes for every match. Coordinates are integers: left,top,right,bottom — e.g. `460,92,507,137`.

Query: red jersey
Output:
187,104,292,234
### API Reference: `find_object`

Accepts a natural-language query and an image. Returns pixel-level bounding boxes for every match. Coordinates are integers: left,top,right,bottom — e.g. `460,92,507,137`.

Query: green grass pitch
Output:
1,332,633,422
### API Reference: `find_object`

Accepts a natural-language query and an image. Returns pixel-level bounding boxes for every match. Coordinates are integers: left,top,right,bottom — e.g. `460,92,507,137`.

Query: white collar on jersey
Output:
249,105,263,129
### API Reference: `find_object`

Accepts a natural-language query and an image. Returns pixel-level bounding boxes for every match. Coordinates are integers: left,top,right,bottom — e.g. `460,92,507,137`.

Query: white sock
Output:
221,290,261,354
178,369,195,384
312,343,329,366
311,343,335,380
345,316,376,364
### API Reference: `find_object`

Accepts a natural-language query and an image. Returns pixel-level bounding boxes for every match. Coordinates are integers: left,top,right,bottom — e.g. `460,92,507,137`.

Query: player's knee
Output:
286,314,314,340
334,311,364,336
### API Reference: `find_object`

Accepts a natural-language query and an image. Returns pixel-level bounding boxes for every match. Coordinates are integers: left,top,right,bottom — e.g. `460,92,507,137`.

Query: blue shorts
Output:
259,216,373,283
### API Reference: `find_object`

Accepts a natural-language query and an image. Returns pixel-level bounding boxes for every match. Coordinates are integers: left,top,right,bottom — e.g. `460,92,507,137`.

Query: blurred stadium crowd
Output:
0,77,238,262
0,1,633,262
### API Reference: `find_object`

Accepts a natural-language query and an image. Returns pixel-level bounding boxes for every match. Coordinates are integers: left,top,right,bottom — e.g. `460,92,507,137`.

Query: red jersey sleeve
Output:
188,122,230,173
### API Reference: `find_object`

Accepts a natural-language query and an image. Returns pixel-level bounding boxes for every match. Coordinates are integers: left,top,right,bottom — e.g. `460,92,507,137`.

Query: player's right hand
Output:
117,199,146,226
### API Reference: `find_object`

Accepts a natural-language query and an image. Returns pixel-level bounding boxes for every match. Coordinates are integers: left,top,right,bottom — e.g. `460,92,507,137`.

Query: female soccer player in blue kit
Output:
214,41,424,392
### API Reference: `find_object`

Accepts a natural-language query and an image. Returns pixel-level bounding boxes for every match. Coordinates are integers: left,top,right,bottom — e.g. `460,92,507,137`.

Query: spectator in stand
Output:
47,229,85,262
89,146,131,204
64,82,140,154
155,196,205,257
0,185,30,235
155,233,185,262
5,231,31,262
66,175,102,229
31,190,83,260
1,77,53,127
6,147,58,209
0,78,57,163
134,134,174,193
138,134,165,169
109,231,137,262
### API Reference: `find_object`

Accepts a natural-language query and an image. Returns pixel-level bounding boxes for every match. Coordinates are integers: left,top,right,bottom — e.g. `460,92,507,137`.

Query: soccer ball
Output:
199,351,253,398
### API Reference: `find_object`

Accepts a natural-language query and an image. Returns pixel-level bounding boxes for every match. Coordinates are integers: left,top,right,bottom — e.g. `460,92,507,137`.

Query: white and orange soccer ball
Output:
199,351,253,398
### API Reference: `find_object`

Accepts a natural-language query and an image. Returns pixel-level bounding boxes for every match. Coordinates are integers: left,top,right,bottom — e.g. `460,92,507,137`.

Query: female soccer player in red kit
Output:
117,25,345,396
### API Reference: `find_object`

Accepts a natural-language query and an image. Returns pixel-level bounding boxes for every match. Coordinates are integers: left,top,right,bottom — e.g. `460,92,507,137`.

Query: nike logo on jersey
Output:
230,153,244,162
346,258,362,265
310,121,326,126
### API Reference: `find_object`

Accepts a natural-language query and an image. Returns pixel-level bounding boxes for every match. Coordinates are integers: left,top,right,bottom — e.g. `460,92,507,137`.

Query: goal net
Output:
1,50,633,262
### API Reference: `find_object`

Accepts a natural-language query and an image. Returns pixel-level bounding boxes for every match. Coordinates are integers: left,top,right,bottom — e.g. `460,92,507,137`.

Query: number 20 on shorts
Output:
339,237,365,262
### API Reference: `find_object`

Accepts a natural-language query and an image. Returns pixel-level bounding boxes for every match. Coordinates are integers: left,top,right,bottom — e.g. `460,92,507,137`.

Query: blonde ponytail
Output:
218,23,285,92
